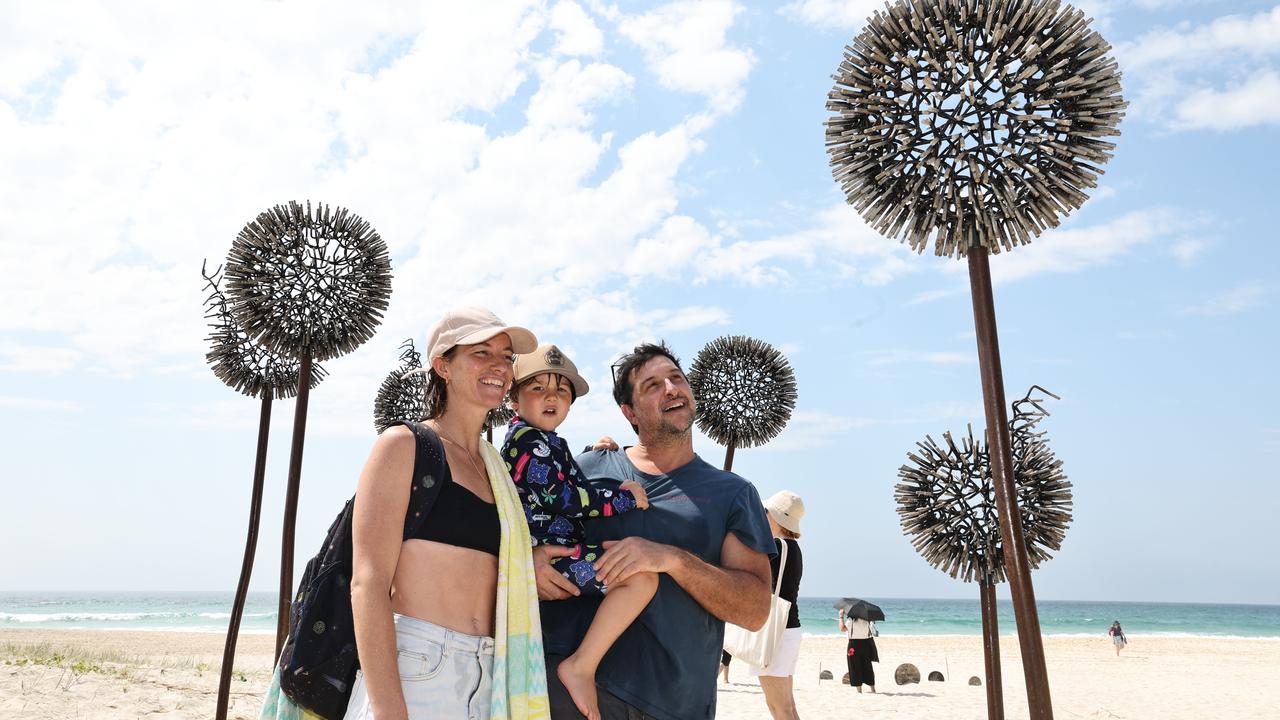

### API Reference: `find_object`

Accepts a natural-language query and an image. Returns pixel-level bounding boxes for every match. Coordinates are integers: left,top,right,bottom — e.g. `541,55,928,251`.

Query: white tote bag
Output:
722,539,790,668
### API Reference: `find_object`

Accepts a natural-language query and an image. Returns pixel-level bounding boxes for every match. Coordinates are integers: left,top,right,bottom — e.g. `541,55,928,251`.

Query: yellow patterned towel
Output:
481,438,550,720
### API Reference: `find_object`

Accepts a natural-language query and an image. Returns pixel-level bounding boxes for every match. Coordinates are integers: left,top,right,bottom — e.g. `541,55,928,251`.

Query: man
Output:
533,342,776,720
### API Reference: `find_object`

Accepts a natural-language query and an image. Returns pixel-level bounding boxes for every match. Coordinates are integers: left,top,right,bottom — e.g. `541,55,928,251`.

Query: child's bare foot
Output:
557,654,601,720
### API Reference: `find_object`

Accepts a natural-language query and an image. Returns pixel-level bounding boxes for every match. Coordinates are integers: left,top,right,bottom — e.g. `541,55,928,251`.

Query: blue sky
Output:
1,0,1277,605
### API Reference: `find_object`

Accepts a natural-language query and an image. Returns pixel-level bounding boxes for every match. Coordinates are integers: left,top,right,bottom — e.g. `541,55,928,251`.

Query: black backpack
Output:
277,421,451,719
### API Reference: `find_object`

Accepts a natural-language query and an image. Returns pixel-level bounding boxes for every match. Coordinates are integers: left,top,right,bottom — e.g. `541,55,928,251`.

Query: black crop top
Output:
411,474,500,556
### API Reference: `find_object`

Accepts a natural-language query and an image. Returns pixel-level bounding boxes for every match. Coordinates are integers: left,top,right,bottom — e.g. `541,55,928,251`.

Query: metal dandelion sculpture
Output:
894,400,1072,582
688,335,798,471
223,201,393,362
201,262,327,720
826,0,1125,257
223,200,392,657
895,386,1072,720
826,4,1121,714
483,403,516,443
373,340,428,434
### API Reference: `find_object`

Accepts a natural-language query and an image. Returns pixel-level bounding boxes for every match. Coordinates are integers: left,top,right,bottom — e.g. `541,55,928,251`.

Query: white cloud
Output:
526,59,633,129
1120,6,1280,70
0,341,84,374
1172,70,1280,130
625,215,719,279
0,0,752,389
1181,284,1269,316
695,203,917,288
942,208,1202,285
549,1,605,56
617,0,754,111
1118,5,1280,129
1170,239,1207,265
777,0,884,29
0,396,83,413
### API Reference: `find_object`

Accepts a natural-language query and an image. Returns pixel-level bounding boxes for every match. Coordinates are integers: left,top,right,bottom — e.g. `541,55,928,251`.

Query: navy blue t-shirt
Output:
539,449,775,720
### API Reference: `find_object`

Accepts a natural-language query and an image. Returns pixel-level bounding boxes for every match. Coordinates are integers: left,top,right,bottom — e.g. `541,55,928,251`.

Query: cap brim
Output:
513,367,591,399
455,326,538,354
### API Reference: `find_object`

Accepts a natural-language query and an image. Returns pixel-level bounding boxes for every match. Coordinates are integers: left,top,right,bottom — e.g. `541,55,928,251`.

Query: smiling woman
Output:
260,308,551,720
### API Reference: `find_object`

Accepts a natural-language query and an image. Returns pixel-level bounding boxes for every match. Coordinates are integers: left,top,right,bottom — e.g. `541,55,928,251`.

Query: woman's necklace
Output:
433,423,488,486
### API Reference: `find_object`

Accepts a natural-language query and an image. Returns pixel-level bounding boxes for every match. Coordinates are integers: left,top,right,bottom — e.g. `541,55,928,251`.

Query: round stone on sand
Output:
895,663,920,685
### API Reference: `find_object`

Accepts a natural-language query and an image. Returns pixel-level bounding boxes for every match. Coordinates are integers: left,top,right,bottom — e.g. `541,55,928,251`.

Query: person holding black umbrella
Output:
839,606,879,693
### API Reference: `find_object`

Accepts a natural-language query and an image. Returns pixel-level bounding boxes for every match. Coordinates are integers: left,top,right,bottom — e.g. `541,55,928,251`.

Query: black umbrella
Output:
833,597,885,621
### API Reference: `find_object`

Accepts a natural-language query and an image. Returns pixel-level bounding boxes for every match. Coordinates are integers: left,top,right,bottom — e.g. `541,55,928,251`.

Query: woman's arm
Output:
348,426,416,720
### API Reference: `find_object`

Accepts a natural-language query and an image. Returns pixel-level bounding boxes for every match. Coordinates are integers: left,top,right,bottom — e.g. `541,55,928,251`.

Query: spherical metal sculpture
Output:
826,0,1126,257
201,260,324,720
373,340,428,434
688,335,798,451
203,262,326,400
222,200,392,660
894,387,1072,584
484,403,516,436
223,200,393,362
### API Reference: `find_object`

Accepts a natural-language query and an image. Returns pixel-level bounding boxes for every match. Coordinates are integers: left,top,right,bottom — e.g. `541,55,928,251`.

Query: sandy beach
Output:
2,629,1276,719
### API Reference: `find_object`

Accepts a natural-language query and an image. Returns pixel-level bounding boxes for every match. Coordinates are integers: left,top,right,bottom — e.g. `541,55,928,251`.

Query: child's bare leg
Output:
558,572,659,720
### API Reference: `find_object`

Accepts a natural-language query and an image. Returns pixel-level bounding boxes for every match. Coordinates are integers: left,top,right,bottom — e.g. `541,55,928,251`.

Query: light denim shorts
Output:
344,614,495,720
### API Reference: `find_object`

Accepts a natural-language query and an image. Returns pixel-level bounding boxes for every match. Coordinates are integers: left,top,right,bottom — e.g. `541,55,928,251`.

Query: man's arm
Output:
593,531,772,629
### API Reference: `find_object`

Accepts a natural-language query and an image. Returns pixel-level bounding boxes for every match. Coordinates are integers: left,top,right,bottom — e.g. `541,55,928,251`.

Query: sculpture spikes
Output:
200,261,326,720
827,2,1122,715
223,200,392,658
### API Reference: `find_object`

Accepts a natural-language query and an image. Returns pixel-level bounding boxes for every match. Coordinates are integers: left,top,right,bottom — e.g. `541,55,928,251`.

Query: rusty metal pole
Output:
979,575,1006,720
217,394,273,720
967,247,1054,720
723,443,736,473
275,353,313,661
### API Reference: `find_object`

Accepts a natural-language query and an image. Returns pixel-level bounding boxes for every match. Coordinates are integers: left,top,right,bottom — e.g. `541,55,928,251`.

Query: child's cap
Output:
513,344,590,399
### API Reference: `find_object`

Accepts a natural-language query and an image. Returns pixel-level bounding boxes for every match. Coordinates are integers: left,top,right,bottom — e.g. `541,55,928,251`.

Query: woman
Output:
751,490,805,720
1108,620,1127,656
262,308,548,720
839,610,878,693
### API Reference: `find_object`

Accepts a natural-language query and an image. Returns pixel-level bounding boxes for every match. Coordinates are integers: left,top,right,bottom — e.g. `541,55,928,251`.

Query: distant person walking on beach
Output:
1109,620,1127,655
752,490,806,720
535,341,776,720
839,611,878,693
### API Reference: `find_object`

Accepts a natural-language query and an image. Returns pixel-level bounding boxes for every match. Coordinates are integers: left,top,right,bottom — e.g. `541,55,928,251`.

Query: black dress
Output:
846,620,878,688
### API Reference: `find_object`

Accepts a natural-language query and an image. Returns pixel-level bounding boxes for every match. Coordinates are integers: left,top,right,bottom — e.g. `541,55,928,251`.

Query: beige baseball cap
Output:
513,343,590,399
426,307,537,360
764,490,805,537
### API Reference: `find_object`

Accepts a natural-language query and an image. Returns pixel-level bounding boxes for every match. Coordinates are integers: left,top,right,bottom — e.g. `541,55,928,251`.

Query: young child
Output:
501,343,657,720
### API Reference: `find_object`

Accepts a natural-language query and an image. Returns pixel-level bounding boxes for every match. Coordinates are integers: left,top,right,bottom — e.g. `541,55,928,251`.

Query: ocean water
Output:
2,592,1278,638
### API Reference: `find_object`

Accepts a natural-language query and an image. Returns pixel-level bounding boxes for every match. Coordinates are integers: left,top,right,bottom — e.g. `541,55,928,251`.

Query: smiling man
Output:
533,342,776,720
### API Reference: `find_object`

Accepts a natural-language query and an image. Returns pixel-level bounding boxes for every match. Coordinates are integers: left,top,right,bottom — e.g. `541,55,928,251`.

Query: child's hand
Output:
620,480,649,509
592,436,620,451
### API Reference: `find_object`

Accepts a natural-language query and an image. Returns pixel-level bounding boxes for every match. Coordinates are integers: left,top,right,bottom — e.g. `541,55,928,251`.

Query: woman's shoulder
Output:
372,424,418,457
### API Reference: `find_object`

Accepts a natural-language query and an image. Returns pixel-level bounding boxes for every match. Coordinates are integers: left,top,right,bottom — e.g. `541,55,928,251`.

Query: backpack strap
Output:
391,421,452,540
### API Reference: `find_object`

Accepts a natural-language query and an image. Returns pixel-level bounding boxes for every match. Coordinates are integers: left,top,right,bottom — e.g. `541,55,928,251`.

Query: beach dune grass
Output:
2,637,256,679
